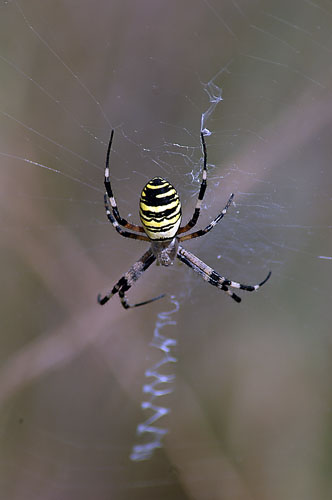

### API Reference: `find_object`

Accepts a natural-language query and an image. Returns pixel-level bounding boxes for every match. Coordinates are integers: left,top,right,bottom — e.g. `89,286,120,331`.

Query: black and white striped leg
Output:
178,132,208,234
98,248,165,308
104,194,149,241
179,193,234,242
104,129,145,233
177,245,271,303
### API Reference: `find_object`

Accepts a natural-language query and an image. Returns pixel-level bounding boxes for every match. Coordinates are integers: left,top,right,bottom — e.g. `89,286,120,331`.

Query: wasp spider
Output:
98,130,271,309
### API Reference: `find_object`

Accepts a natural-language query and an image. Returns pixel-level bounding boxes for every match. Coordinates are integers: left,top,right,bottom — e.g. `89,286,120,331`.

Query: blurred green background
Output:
1,0,332,499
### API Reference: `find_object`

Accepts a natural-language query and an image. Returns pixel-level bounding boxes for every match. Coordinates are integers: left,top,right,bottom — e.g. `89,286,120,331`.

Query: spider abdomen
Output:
139,177,182,240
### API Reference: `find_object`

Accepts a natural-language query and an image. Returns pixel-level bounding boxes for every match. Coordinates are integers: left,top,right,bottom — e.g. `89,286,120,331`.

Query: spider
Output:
98,129,271,309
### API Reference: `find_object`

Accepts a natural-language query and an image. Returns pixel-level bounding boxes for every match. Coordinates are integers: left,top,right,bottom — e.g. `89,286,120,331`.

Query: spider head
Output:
151,239,179,267
139,177,182,240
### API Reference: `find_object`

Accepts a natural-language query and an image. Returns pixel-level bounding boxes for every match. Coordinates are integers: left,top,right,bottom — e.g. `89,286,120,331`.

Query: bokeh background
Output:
1,0,332,499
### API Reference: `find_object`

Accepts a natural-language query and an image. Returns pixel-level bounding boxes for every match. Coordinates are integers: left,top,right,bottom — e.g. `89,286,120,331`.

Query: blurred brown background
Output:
1,0,332,499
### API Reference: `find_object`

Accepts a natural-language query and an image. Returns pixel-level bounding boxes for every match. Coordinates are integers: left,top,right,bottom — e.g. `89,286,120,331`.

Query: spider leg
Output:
98,248,165,308
104,194,150,241
178,132,208,234
104,129,145,233
178,193,234,242
177,245,271,303
119,289,165,309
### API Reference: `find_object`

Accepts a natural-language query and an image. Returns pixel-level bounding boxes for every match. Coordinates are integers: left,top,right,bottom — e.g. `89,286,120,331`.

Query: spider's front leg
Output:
177,245,271,303
118,289,165,309
97,247,165,309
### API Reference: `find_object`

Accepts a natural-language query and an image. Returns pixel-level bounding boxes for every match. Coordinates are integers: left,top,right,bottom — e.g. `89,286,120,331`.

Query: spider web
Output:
1,1,332,499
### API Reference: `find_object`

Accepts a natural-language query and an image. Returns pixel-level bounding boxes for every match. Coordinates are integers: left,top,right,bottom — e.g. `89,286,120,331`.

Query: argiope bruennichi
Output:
98,130,271,309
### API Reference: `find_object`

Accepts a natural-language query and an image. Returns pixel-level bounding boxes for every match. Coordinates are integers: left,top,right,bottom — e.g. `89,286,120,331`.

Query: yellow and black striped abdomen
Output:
139,177,182,240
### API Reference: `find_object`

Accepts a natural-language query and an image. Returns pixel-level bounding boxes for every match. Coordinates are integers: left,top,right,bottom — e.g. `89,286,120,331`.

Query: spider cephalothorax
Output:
98,130,271,309
151,239,179,266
